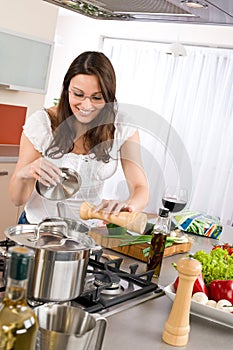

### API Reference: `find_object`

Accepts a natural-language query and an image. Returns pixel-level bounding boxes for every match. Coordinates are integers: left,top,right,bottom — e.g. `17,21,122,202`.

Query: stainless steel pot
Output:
35,304,107,350
4,220,96,302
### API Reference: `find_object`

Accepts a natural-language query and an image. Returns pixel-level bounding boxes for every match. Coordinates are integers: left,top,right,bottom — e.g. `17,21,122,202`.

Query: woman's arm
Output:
9,132,62,206
120,130,149,211
95,130,149,215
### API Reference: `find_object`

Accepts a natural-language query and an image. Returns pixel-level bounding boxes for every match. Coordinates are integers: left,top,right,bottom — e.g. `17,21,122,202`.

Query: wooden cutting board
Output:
89,228,192,263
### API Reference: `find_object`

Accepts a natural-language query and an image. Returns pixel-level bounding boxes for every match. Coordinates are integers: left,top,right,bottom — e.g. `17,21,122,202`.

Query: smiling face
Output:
68,74,106,124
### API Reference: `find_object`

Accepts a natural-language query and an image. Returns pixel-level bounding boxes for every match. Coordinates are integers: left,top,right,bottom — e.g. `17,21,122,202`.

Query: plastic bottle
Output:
0,246,38,349
146,208,170,279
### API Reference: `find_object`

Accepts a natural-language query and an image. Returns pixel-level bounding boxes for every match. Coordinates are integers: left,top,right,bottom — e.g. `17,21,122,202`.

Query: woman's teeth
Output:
79,109,94,116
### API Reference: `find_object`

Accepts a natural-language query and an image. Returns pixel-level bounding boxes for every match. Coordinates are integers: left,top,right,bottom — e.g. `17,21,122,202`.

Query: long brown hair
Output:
46,51,117,161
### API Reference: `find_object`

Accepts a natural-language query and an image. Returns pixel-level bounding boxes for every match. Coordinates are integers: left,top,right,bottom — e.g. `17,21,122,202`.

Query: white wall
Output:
43,9,233,213
45,8,233,107
0,0,59,117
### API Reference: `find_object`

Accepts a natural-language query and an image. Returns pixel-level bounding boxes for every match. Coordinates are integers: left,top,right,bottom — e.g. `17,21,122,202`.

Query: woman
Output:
9,51,149,224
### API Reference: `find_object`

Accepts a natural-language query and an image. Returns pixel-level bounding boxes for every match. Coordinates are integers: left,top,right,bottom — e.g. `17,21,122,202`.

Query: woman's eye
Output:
92,95,103,101
74,92,84,98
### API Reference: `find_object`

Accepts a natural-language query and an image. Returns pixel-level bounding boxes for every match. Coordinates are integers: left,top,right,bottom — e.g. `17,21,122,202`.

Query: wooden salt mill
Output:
162,257,202,347
79,201,147,234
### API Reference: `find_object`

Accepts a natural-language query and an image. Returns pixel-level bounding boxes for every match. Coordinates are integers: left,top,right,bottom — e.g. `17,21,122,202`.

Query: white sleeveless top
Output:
23,109,136,223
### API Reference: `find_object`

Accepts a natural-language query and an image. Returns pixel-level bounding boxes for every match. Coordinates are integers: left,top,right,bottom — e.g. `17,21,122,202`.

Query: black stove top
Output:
71,250,164,315
0,240,164,316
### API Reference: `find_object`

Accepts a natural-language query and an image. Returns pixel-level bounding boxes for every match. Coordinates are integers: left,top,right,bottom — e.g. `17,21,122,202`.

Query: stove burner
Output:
101,285,123,295
94,271,123,295
94,271,120,289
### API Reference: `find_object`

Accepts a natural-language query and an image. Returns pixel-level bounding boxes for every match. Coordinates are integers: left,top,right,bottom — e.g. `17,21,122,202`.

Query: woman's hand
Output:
10,132,63,207
16,157,62,187
93,199,135,217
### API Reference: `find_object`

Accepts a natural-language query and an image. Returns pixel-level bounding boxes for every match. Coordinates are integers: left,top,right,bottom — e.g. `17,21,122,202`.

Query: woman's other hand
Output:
9,132,62,206
17,157,62,187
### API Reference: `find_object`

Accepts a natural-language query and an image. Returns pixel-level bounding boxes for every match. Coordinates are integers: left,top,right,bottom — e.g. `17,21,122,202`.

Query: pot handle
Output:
29,220,69,242
92,314,107,350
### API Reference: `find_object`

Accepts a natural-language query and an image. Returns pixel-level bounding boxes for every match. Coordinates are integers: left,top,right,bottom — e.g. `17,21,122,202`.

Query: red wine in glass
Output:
162,187,188,213
162,197,187,213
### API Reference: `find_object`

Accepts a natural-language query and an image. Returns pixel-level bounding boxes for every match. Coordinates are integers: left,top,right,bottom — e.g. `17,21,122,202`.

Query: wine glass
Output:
162,186,188,213
162,186,188,231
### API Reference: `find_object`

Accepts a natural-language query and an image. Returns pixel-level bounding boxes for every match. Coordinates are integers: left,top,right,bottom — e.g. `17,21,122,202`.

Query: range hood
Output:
43,0,233,25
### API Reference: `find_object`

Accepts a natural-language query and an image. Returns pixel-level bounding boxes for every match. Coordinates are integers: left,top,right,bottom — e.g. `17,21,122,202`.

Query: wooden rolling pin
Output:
162,257,202,347
79,201,147,234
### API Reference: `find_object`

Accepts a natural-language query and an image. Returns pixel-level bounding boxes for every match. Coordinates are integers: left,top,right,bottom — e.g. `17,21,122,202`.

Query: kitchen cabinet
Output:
0,163,21,239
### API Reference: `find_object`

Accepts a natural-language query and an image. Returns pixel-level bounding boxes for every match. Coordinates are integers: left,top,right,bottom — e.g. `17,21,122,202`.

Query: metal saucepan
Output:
36,167,81,200
35,304,107,350
4,220,96,302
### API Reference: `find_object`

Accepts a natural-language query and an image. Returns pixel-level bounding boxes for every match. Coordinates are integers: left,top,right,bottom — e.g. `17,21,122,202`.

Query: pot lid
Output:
36,167,81,201
4,225,96,252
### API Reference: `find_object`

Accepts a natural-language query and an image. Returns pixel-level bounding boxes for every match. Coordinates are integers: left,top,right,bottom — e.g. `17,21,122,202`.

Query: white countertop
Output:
0,144,19,162
94,226,233,350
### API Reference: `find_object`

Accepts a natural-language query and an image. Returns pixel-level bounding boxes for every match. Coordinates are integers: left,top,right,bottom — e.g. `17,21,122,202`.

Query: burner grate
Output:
72,255,164,314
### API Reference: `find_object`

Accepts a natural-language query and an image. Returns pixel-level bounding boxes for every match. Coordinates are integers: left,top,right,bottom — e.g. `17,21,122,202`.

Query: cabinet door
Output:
0,163,22,239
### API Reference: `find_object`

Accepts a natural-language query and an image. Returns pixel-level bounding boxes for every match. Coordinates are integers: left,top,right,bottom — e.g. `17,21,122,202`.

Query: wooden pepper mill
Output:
162,257,202,347
79,201,147,234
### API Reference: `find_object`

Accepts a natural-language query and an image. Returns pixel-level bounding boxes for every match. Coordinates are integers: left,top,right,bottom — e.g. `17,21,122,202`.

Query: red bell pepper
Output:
209,280,233,303
174,272,209,297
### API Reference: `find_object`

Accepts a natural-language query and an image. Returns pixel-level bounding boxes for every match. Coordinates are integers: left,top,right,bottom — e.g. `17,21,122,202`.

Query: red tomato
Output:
212,243,233,256
227,247,233,255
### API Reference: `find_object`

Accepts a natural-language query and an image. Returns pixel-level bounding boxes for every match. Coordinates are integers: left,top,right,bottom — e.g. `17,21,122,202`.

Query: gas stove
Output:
0,240,164,316
71,249,164,316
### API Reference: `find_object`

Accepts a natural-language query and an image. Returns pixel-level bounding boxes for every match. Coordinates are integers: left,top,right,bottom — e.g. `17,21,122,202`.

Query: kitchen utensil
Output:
80,201,147,234
36,167,81,200
4,221,96,301
35,304,107,350
162,257,202,346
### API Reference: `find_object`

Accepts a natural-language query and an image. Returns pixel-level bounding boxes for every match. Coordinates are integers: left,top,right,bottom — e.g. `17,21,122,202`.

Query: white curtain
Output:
102,38,233,225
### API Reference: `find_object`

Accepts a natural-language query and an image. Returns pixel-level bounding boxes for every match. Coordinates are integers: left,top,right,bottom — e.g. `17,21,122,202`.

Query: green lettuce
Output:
193,248,233,287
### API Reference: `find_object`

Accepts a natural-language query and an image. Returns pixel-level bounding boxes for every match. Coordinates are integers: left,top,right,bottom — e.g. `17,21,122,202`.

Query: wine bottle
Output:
0,246,38,349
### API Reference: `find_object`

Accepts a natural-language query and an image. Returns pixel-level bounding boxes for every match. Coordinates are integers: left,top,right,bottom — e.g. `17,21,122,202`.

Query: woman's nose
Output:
80,96,93,108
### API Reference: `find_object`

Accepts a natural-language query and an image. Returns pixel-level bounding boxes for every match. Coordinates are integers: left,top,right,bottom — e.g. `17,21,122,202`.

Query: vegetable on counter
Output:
171,243,233,312
209,280,233,304
193,248,233,287
191,292,233,313
173,272,209,297
192,292,209,304
118,234,189,257
104,224,189,257
212,242,233,256
106,223,127,235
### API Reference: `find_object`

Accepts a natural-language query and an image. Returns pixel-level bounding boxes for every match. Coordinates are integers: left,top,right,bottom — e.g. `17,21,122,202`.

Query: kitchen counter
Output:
0,144,19,162
100,226,233,350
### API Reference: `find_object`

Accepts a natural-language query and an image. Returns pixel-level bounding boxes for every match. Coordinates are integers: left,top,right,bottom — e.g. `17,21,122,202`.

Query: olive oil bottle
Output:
0,246,38,349
146,208,170,279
